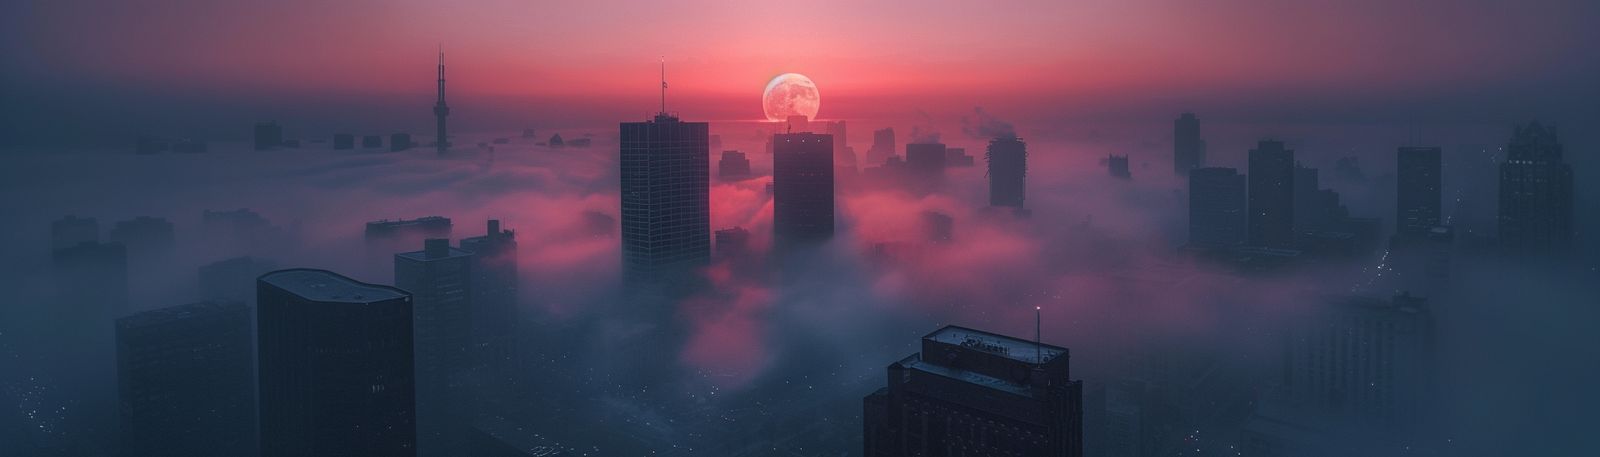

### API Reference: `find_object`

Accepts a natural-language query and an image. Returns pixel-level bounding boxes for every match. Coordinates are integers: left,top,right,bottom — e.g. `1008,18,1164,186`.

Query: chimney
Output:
424,238,450,259
487,219,501,236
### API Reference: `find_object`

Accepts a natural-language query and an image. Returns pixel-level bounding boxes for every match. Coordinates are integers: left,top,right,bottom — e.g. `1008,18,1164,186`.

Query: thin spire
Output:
659,56,667,115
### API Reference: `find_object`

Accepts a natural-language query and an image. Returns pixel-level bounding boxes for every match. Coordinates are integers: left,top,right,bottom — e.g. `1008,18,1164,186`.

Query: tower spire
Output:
433,44,450,154
1035,306,1042,365
659,56,667,115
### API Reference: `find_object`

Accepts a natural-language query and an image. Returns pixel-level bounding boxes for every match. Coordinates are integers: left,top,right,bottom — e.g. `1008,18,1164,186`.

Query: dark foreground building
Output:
116,300,254,457
865,325,1084,457
257,269,416,457
773,132,835,245
619,113,710,287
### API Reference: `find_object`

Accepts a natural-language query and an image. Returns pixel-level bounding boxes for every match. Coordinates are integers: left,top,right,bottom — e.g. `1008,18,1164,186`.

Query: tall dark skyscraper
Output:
988,136,1028,209
1189,167,1248,248
433,49,450,154
395,239,473,457
864,325,1084,457
458,219,519,370
905,142,948,177
869,127,897,165
257,269,416,457
1174,112,1205,175
1498,122,1573,251
1396,146,1443,237
116,300,254,457
718,150,752,181
1248,140,1295,248
620,97,710,287
773,132,835,245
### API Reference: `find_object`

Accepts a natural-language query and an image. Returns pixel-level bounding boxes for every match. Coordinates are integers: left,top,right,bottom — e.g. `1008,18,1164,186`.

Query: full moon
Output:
762,73,820,122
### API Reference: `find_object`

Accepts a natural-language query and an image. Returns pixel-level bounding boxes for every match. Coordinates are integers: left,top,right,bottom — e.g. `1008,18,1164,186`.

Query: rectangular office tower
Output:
458,219,519,370
116,300,254,457
1189,167,1248,248
773,133,836,245
864,325,1084,457
1173,112,1204,175
1396,146,1442,237
1248,140,1296,248
395,239,474,456
620,113,710,286
257,269,416,457
1498,121,1574,252
988,137,1028,208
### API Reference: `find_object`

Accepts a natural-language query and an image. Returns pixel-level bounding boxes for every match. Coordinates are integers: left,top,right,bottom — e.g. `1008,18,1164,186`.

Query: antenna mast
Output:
1035,306,1042,365
659,56,666,115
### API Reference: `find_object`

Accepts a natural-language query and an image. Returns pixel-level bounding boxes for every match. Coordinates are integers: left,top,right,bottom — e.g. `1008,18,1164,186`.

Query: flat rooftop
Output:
925,325,1066,365
899,354,1034,397
117,300,246,329
259,269,408,304
395,247,473,262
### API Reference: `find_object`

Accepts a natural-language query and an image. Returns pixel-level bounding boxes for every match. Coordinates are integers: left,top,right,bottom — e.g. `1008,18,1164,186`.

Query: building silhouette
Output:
51,215,99,251
1396,146,1442,237
868,127,897,166
1108,154,1131,179
1284,293,1433,424
108,216,175,261
773,132,835,246
864,325,1084,457
905,142,948,180
945,147,975,167
254,121,283,150
921,211,954,244
434,49,450,154
395,239,474,457
392,133,415,151
458,220,519,371
257,269,415,457
334,133,355,150
714,226,751,260
364,135,384,148
1248,140,1296,248
1173,112,1205,175
718,150,752,181
1189,167,1248,248
366,216,453,265
619,112,710,287
199,256,279,303
116,300,254,457
988,137,1028,209
1498,121,1573,251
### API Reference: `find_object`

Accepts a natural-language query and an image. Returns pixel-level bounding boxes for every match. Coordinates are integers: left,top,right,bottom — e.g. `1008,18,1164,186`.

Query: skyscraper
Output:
257,269,415,457
1283,293,1433,424
458,219,519,370
395,239,473,457
718,150,752,181
869,127,897,165
253,121,283,150
1397,146,1442,237
988,136,1028,208
116,300,254,457
620,110,710,286
905,142,948,177
773,132,835,245
1108,154,1131,179
433,49,450,154
1173,112,1204,175
864,325,1084,457
826,120,848,165
1189,167,1248,248
1498,121,1573,251
1248,140,1295,248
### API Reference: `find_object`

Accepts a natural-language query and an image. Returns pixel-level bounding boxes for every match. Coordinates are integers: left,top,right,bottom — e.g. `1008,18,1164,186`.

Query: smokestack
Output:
424,238,449,259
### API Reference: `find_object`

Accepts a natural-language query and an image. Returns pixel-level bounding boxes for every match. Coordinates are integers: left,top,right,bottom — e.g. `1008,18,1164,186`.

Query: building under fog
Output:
458,219,519,371
1248,140,1295,248
773,132,835,246
1498,121,1573,252
1189,167,1248,248
864,325,1084,457
395,239,474,457
619,112,710,288
51,215,99,251
1173,112,1204,175
257,269,416,457
1396,146,1443,237
116,300,254,457
988,137,1028,209
718,150,752,181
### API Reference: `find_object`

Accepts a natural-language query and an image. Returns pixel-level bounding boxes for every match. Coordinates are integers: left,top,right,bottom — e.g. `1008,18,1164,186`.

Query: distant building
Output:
1283,293,1433,425
1189,167,1248,248
391,133,414,151
257,269,416,457
718,150,752,181
988,137,1028,208
826,121,849,168
254,121,284,150
366,216,453,264
1385,226,1455,297
773,132,835,246
395,239,474,456
620,113,710,288
136,135,169,154
1173,112,1205,175
945,147,975,167
458,220,519,370
905,142,948,177
334,133,356,150
548,134,564,147
1498,121,1573,251
1108,154,1131,179
363,135,384,148
786,114,810,133
1248,140,1295,248
199,256,279,303
116,300,254,457
864,325,1084,457
715,226,751,260
921,211,954,244
1396,147,1442,237
51,215,99,252
868,127,897,166
108,216,175,260
172,139,207,153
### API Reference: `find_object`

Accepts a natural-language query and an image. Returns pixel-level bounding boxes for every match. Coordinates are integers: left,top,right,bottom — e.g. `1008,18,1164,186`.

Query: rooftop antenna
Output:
659,56,667,115
1035,306,1042,365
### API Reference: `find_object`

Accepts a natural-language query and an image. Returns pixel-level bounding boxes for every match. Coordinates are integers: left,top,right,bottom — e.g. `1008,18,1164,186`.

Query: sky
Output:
4,0,1599,146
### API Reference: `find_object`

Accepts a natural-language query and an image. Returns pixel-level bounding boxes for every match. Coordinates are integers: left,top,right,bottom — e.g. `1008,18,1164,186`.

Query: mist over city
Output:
1,1,1596,456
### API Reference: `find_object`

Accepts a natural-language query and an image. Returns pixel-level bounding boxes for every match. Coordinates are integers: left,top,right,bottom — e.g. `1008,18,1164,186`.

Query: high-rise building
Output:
395,239,474,456
257,269,415,457
773,132,835,245
869,127,897,166
945,147,975,167
905,142,948,177
1108,154,1131,179
1498,122,1573,251
620,112,710,287
1189,167,1248,248
988,137,1028,208
864,325,1084,457
1248,140,1296,248
1173,113,1204,175
1396,146,1443,237
458,220,519,370
1283,293,1433,424
433,50,450,154
334,133,355,150
116,300,254,457
714,226,751,260
254,121,283,150
108,216,176,260
198,256,279,303
826,120,849,166
718,150,752,181
51,215,99,251
786,114,810,133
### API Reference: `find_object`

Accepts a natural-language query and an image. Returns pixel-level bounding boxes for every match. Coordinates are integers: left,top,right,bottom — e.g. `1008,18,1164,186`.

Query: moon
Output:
762,73,820,122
